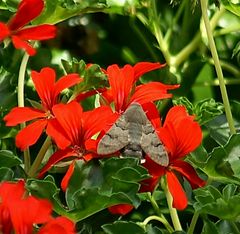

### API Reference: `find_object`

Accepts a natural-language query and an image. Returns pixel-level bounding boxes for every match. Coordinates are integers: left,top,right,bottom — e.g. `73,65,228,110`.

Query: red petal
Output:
53,74,82,99
143,155,165,177
4,107,45,126
16,119,47,150
11,35,36,55
15,24,56,40
10,196,52,232
130,82,179,104
108,204,133,215
107,64,135,112
0,181,25,234
38,217,76,234
31,67,56,110
160,106,202,159
52,102,83,145
0,180,25,202
141,102,161,129
133,62,166,81
38,148,77,178
0,22,10,40
140,175,160,192
8,0,44,30
163,106,194,127
46,118,71,149
75,88,107,102
166,171,188,210
171,160,206,189
61,161,75,192
82,106,116,140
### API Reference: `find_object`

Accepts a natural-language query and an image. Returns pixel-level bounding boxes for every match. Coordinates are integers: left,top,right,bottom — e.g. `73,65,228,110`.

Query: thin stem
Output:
187,212,199,234
147,192,174,233
200,0,236,134
18,53,31,172
150,0,172,65
208,58,240,78
172,33,201,68
172,7,225,68
28,136,52,177
142,215,169,227
164,183,182,231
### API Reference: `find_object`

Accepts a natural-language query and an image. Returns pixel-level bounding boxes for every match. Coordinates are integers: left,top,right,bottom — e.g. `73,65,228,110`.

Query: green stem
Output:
18,53,31,172
164,184,182,231
172,7,224,68
150,0,172,65
147,192,174,233
142,215,170,227
172,33,201,68
208,58,240,78
28,136,52,177
200,0,236,135
187,212,199,234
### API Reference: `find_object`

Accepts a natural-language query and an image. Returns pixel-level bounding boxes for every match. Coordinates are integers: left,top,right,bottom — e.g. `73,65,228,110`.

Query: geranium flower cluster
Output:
4,61,205,213
1,0,206,228
0,180,75,234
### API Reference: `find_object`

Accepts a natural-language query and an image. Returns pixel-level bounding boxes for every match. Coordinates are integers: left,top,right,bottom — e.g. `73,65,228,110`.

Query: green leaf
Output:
216,220,240,234
173,97,224,125
0,167,14,182
220,0,240,17
202,220,220,234
26,176,72,218
194,184,240,220
33,0,108,24
203,134,240,184
205,115,230,146
0,150,22,168
65,157,149,221
102,221,146,234
61,58,108,100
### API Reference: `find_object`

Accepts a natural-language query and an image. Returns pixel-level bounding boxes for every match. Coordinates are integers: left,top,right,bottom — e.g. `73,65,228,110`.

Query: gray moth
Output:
97,102,169,167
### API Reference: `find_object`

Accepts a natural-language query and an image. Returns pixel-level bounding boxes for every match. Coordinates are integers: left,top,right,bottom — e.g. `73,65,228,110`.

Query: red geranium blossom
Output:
38,101,115,190
0,180,53,234
108,204,134,216
4,67,81,150
101,62,179,113
0,0,56,55
141,105,206,210
38,217,76,234
0,180,76,233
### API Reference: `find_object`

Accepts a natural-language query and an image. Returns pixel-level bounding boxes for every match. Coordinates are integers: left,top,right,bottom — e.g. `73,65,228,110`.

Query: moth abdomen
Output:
122,143,143,158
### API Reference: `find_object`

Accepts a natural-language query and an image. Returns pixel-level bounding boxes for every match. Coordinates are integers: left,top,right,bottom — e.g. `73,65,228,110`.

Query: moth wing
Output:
97,115,129,155
140,121,169,166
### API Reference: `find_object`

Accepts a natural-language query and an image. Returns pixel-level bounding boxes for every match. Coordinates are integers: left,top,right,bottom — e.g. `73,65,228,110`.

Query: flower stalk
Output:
147,192,174,233
28,136,52,178
163,182,182,231
200,0,236,134
18,52,31,172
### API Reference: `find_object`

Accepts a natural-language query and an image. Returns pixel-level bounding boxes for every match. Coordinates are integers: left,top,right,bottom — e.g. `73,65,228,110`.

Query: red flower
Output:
141,105,206,210
0,180,25,233
0,0,56,55
38,217,76,234
38,101,115,188
0,180,52,234
108,204,134,215
4,67,81,150
101,62,179,113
